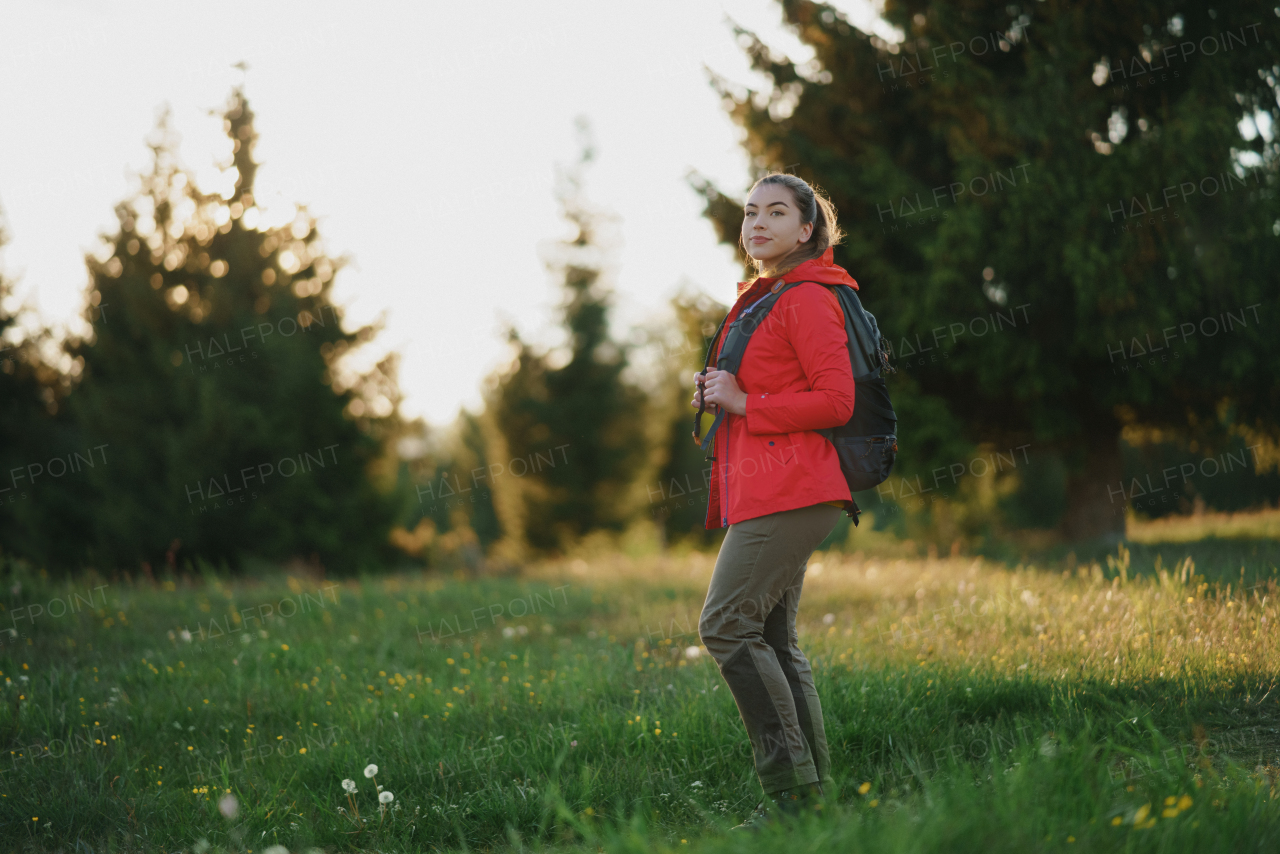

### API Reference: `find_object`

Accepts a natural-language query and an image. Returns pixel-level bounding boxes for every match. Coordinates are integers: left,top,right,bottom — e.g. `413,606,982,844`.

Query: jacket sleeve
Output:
743,285,855,435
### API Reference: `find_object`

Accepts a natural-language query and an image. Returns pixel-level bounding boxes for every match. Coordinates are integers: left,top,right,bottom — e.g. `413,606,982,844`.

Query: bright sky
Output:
0,0,892,431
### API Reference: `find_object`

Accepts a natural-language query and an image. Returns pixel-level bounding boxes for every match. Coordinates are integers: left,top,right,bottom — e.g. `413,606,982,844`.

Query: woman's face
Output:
741,183,813,272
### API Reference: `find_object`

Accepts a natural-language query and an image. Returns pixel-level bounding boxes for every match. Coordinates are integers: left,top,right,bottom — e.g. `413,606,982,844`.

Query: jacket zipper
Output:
720,415,729,526
716,283,769,528
719,302,742,528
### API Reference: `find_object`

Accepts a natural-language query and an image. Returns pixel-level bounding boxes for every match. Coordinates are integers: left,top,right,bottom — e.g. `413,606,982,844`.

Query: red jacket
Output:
704,247,857,530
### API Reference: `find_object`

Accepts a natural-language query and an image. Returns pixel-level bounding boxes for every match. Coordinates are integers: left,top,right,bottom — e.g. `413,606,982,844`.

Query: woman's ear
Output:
799,221,814,243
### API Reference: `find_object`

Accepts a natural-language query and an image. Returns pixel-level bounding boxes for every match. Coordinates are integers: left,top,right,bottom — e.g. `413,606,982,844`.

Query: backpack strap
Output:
691,313,729,449
693,279,803,454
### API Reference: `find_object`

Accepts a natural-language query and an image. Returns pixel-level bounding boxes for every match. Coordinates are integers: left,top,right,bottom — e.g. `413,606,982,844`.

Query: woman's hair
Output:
742,173,845,277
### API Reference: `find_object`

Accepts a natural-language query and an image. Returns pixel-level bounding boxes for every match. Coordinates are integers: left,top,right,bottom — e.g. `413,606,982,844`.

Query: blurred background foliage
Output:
1,0,1278,578
693,0,1280,545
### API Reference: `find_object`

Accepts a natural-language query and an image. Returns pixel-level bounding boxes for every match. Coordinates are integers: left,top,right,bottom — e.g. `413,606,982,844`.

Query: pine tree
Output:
698,0,1280,542
0,209,71,559
487,124,649,554
49,87,401,573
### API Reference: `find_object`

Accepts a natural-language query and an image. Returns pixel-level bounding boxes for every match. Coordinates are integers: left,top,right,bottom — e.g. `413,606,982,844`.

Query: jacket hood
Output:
737,246,858,297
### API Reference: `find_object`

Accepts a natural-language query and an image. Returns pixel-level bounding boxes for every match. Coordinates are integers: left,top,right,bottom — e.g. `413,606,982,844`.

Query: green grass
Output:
2,533,1279,852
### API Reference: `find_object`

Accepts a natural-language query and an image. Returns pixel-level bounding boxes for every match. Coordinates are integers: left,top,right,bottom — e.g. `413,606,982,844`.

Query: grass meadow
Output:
3,512,1280,852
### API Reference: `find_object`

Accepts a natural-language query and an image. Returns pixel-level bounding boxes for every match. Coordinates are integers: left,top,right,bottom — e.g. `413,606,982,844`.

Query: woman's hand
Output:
691,371,717,413
691,370,748,416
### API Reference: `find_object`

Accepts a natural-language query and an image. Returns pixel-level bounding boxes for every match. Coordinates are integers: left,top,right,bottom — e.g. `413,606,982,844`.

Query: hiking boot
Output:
731,782,826,831
729,800,774,832
767,782,826,817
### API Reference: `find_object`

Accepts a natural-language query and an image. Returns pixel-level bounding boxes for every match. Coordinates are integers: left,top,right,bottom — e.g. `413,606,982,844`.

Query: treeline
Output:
397,132,730,571
0,91,404,575
0,90,729,576
687,0,1280,545
420,0,1280,565
6,0,1280,576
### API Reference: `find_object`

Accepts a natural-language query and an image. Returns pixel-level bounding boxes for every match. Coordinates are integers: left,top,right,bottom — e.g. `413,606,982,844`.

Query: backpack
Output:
692,279,898,525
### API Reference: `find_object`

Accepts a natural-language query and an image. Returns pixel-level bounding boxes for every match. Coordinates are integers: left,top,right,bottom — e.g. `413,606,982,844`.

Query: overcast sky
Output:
0,0,894,431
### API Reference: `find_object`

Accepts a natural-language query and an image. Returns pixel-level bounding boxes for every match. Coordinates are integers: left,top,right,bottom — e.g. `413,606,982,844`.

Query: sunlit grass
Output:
1128,507,1280,543
1,526,1278,852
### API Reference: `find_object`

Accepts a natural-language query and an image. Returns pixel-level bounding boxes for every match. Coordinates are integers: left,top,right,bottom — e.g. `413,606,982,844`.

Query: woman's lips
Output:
750,236,770,244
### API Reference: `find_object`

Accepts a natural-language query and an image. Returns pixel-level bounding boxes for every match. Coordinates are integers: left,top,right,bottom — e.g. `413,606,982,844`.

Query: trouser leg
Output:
760,582,831,787
698,503,841,793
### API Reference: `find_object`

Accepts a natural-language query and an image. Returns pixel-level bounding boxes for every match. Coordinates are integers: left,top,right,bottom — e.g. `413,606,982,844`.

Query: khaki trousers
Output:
698,502,842,793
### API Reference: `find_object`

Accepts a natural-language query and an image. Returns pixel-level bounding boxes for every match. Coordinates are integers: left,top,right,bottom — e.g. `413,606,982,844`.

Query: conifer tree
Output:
487,125,649,553
699,0,1280,541
52,88,401,572
0,211,70,559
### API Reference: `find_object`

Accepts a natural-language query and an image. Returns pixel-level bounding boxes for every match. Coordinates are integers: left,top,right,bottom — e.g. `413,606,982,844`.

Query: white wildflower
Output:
364,763,378,778
379,791,394,804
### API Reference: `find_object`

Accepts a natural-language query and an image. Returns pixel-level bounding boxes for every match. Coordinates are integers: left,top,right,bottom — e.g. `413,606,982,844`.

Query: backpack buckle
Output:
769,279,785,294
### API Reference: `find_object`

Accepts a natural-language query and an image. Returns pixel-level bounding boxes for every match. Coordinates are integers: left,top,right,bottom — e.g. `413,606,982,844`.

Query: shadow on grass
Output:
1121,537,1280,585
977,535,1280,587
542,715,1280,854
820,662,1280,800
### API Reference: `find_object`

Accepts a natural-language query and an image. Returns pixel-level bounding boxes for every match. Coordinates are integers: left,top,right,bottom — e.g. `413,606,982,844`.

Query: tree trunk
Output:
1061,434,1127,544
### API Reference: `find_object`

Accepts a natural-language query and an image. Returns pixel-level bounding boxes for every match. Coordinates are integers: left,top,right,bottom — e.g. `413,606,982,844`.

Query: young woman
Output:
691,173,856,830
